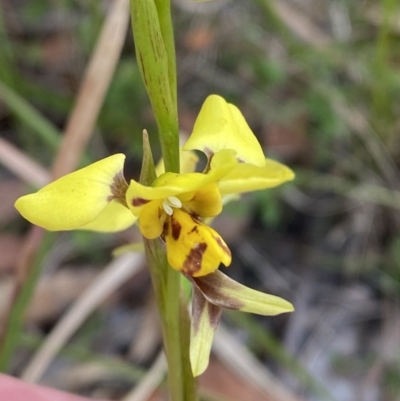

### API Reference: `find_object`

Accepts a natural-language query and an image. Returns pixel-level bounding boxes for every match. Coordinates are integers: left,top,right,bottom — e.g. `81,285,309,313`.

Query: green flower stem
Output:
131,0,196,396
154,0,177,107
129,0,179,173
144,239,197,401
140,133,197,401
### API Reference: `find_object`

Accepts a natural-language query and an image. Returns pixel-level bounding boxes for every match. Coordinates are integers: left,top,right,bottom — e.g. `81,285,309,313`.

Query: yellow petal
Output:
184,95,265,167
184,183,222,217
165,209,231,277
138,200,165,239
80,200,137,232
15,154,127,231
126,153,236,215
218,159,295,195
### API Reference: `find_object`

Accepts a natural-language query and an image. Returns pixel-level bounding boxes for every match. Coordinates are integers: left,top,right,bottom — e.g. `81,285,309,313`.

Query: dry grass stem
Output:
214,325,300,401
122,352,166,401
0,137,49,187
22,252,145,383
52,0,130,178
270,0,331,47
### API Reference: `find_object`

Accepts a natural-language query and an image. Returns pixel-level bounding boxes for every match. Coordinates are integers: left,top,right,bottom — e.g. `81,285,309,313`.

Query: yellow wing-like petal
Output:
80,200,137,232
138,200,165,239
184,95,265,167
218,159,295,195
15,154,127,231
126,150,236,215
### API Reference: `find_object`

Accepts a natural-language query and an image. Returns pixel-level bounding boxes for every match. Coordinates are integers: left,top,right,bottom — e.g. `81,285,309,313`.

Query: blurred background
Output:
0,0,399,400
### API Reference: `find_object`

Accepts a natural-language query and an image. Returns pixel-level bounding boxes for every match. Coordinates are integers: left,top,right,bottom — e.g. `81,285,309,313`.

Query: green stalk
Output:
130,0,179,173
154,0,177,107
130,1,196,397
140,133,197,401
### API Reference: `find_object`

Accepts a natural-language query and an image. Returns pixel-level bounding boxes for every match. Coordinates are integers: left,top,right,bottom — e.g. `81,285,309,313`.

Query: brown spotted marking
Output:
182,242,207,276
190,226,199,234
214,237,231,257
170,216,182,241
108,171,129,203
132,197,150,207
192,273,245,311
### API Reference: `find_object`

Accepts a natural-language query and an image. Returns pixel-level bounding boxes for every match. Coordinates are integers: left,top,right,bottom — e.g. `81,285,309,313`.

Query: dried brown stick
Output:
0,138,49,186
0,0,130,354
52,0,130,178
22,252,144,383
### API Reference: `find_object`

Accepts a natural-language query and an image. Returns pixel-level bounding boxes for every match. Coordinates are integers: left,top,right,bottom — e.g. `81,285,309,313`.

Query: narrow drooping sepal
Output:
15,154,130,231
192,270,294,315
190,286,222,377
218,159,295,195
184,95,265,166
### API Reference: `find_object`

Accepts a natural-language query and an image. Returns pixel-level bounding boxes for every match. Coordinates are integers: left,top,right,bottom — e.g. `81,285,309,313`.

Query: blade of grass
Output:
0,80,61,150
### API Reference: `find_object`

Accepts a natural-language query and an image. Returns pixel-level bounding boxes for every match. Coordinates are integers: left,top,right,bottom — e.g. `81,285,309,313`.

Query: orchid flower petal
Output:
165,209,231,277
218,159,295,195
139,200,165,239
184,183,222,217
193,270,294,315
190,287,222,377
126,150,236,215
15,154,127,231
184,95,265,166
80,200,137,232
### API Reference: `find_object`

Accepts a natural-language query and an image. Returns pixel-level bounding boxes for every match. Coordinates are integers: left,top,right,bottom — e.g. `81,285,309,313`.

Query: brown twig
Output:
0,0,130,361
0,137,49,187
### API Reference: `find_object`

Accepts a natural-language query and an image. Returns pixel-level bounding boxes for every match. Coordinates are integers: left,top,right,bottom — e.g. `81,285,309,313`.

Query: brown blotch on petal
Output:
132,197,150,207
108,171,129,203
170,216,182,241
214,237,231,257
190,226,199,234
191,286,222,335
191,273,245,311
183,242,207,276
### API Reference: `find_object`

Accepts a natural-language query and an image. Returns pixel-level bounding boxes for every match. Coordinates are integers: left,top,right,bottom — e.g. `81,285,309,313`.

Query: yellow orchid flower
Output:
14,94,294,277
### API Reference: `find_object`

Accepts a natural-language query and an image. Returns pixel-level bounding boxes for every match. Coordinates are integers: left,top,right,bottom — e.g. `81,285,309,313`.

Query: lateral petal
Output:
218,159,295,195
15,154,127,231
80,200,137,232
